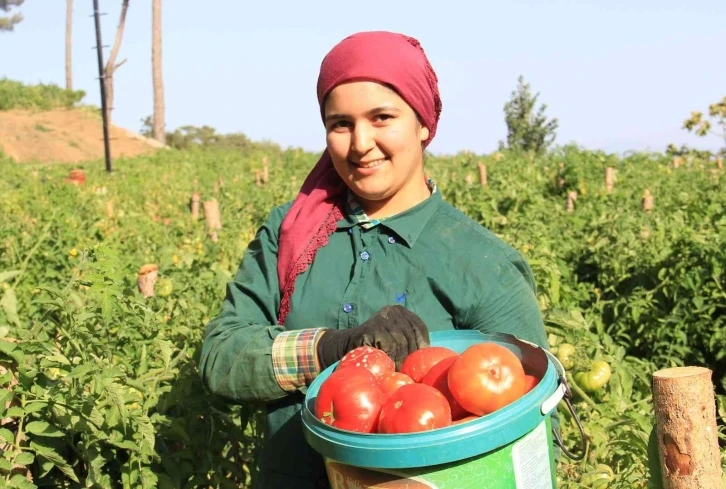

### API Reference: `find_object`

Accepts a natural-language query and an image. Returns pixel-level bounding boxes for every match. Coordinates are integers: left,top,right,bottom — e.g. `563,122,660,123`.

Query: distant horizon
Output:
1,1,724,158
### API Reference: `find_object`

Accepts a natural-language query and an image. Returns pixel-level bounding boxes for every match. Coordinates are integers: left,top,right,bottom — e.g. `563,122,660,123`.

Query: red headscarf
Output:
276,31,442,325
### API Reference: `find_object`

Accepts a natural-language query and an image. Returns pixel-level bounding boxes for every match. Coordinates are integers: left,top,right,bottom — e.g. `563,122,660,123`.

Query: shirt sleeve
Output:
198,203,324,403
463,248,548,349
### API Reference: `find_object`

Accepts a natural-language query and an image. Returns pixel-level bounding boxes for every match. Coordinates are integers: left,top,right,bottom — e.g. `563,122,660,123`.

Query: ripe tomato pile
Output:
314,343,540,434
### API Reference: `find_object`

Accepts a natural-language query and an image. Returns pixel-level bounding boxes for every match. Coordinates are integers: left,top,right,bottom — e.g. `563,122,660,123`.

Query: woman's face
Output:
323,81,430,218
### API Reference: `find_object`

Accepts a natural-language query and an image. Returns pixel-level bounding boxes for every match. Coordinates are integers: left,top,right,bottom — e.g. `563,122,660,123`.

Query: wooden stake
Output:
478,163,487,187
203,199,222,242
263,157,269,184
716,157,723,170
642,189,654,212
190,192,200,220
255,170,262,186
605,167,615,193
566,191,578,213
672,157,681,169
137,264,158,298
652,366,722,488
104,200,114,218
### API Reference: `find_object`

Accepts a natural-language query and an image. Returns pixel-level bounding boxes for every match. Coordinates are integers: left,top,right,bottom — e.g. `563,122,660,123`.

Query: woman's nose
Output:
351,122,375,155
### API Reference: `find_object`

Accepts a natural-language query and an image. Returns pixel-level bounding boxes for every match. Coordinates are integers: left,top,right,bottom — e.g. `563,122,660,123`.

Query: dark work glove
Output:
316,305,430,371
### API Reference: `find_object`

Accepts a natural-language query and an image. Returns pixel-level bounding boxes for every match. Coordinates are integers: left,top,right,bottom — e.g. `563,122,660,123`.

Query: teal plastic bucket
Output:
302,330,567,489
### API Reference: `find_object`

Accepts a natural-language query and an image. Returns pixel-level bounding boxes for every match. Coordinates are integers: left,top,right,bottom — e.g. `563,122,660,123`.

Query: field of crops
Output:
0,144,725,488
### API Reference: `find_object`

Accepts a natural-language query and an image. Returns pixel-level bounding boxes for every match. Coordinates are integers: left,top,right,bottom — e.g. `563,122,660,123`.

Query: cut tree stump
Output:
478,163,487,187
652,366,722,489
137,264,158,298
605,167,614,193
203,199,222,242
190,192,200,220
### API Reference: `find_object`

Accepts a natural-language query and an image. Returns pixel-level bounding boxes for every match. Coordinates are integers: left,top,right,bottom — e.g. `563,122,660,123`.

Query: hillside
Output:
0,108,164,163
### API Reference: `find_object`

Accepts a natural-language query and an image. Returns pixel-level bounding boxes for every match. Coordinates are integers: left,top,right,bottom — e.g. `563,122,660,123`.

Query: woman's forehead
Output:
324,81,408,114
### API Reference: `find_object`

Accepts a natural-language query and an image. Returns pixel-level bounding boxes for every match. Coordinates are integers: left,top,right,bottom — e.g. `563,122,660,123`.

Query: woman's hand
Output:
316,305,430,371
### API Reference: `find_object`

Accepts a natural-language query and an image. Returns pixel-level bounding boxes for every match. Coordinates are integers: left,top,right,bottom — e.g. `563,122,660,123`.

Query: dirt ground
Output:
0,108,165,164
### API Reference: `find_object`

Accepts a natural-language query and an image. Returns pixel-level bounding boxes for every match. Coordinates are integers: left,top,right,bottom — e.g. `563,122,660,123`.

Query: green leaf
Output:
0,457,13,471
14,452,35,465
24,421,64,438
0,271,22,283
0,427,15,443
8,473,37,489
1,288,20,326
30,441,79,482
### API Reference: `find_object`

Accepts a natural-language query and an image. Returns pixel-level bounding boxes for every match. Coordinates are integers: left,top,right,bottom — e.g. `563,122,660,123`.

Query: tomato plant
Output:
377,383,452,434
315,366,386,433
1,135,725,488
338,346,395,380
448,343,526,416
400,346,457,382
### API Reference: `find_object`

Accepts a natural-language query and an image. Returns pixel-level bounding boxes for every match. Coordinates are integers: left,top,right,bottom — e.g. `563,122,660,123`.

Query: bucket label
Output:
323,417,556,488
512,421,553,489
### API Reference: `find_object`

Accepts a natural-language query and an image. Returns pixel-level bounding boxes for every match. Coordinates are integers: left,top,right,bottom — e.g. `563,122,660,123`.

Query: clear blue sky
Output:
2,0,724,156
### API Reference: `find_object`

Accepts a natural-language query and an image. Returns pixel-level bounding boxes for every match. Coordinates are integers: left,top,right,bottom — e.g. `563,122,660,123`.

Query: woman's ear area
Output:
419,124,430,144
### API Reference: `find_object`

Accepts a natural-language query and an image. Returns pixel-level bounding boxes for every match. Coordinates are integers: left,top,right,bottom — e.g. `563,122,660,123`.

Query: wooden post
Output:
255,170,262,186
716,157,723,170
104,200,114,218
652,367,722,488
203,199,222,242
605,167,615,193
190,192,200,220
642,189,654,212
137,264,158,298
672,157,681,169
478,163,487,187
566,191,578,213
263,157,269,184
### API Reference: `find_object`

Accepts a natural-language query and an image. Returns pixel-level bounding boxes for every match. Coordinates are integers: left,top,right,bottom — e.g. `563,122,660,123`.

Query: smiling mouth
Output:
351,158,388,169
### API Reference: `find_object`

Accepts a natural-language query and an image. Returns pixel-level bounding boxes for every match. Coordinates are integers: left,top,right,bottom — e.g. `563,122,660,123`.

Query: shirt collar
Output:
339,178,441,247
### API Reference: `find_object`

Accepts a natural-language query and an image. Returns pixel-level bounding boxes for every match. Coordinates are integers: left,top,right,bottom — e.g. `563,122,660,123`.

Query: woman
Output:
200,31,553,489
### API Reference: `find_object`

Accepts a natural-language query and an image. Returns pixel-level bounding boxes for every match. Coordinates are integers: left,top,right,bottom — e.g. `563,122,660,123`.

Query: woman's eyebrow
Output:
325,106,401,123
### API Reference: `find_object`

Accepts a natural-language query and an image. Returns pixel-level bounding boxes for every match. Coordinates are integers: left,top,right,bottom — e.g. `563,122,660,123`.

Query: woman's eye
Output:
374,114,393,122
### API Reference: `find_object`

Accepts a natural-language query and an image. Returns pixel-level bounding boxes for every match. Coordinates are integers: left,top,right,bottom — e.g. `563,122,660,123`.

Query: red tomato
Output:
377,383,452,434
448,343,526,416
452,415,480,425
420,356,471,421
338,346,395,380
400,346,457,383
378,371,414,398
315,366,386,433
524,374,539,393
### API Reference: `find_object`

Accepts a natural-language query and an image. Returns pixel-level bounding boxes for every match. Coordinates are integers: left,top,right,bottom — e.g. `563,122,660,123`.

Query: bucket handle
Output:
543,350,588,462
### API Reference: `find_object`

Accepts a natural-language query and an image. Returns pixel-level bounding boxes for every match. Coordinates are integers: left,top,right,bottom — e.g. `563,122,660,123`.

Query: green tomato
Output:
156,278,173,297
575,360,612,392
556,343,576,370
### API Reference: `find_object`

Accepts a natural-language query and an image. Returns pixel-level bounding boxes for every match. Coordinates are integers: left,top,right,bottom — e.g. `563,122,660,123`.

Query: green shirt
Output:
199,187,555,489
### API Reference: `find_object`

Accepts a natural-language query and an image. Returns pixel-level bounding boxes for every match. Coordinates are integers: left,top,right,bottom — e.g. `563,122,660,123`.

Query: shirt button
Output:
343,303,353,313
348,228,353,235
360,251,370,261
388,236,396,244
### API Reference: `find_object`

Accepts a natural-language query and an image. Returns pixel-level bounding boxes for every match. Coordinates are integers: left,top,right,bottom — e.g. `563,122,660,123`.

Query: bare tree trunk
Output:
104,0,130,124
152,0,165,143
65,0,73,90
